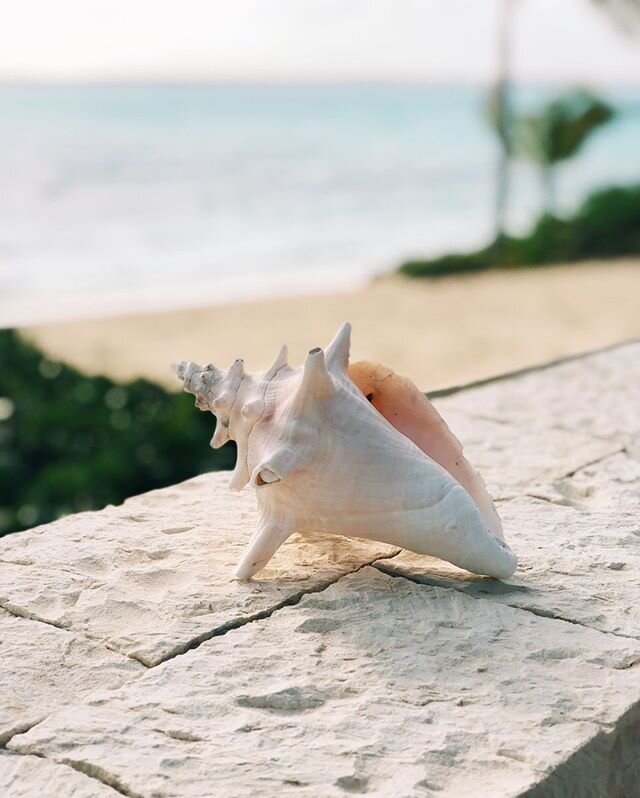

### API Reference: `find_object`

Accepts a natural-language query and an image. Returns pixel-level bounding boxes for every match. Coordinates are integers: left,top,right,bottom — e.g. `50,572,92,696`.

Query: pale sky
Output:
2,0,639,85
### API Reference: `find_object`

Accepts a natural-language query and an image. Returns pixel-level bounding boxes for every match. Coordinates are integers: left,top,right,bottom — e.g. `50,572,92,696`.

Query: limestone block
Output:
432,409,621,499
0,473,397,666
9,568,640,798
436,342,640,442
0,609,143,744
429,343,640,500
377,454,640,640
3,342,640,797
0,752,122,798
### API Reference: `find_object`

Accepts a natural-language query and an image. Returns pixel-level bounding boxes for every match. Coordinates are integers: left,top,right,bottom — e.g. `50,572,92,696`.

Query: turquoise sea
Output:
0,84,639,324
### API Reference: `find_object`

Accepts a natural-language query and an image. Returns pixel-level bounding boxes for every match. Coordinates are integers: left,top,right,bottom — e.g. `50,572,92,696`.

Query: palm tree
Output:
486,0,516,243
484,0,628,233
515,90,614,215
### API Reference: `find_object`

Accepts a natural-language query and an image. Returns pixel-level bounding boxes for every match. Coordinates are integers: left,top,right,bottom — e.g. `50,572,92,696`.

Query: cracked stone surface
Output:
2,341,640,796
436,341,640,443
431,409,622,500
0,609,143,745
9,567,640,798
0,473,397,666
0,751,122,798
431,342,640,500
377,453,640,642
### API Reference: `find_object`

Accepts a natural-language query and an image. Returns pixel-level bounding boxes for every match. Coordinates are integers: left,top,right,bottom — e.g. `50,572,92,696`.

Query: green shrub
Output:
398,183,640,278
0,330,235,536
573,186,640,259
508,214,576,265
399,250,493,278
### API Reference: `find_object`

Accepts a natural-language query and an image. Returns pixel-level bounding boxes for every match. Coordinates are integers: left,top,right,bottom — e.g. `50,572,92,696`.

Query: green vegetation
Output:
485,75,615,231
514,90,614,214
0,330,235,537
399,183,640,279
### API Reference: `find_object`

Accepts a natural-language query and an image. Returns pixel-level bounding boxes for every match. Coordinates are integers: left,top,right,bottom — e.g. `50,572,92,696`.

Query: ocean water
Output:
0,84,639,325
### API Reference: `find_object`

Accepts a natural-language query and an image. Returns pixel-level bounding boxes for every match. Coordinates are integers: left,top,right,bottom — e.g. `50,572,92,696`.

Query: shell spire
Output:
171,361,187,380
172,357,246,449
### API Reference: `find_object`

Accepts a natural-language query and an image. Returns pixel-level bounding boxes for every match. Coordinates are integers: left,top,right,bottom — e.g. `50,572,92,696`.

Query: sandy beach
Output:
22,259,640,392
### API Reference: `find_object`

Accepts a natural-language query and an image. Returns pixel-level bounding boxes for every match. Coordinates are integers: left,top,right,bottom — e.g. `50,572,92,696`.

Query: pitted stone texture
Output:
0,752,123,798
377,454,640,640
432,408,622,500
9,568,640,798
0,609,143,744
436,341,640,442
431,343,640,500
0,473,397,666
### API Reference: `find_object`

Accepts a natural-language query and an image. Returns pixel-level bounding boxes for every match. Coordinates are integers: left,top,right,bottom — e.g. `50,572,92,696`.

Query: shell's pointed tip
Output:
228,358,245,379
298,345,333,399
325,321,352,371
277,343,289,363
267,343,289,376
171,361,186,379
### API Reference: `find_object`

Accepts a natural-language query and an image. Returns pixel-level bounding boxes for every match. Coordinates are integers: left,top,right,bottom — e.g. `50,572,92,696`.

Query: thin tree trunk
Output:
493,0,514,245
542,166,555,216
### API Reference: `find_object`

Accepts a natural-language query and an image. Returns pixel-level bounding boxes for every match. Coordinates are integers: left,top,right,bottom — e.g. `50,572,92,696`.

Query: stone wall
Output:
1,342,639,797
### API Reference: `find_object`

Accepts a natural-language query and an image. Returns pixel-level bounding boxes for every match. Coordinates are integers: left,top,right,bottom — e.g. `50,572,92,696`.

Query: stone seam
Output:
496,446,627,503
7,565,640,798
148,549,402,666
0,555,401,783
0,746,141,798
4,340,638,795
372,560,640,652
426,337,640,399
1,441,623,669
0,600,151,668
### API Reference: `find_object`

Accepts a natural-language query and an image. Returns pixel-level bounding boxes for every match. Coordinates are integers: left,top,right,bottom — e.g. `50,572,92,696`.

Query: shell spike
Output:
203,363,224,386
228,448,250,492
210,422,230,449
227,358,245,381
266,344,289,378
234,514,295,580
325,322,352,374
212,390,237,414
298,347,333,402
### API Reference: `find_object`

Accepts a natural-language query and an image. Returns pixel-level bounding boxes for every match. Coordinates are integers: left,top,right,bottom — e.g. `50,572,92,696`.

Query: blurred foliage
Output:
399,183,640,278
514,90,614,213
0,330,235,536
486,88,615,216
515,90,614,167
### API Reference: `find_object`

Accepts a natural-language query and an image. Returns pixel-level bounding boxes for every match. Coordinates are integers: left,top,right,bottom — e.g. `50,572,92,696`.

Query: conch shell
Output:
173,324,516,581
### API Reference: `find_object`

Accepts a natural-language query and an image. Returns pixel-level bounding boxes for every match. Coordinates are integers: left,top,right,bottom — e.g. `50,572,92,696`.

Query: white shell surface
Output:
175,323,516,581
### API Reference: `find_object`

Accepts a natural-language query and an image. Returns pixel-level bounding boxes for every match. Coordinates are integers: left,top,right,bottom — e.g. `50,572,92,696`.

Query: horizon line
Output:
2,76,640,90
